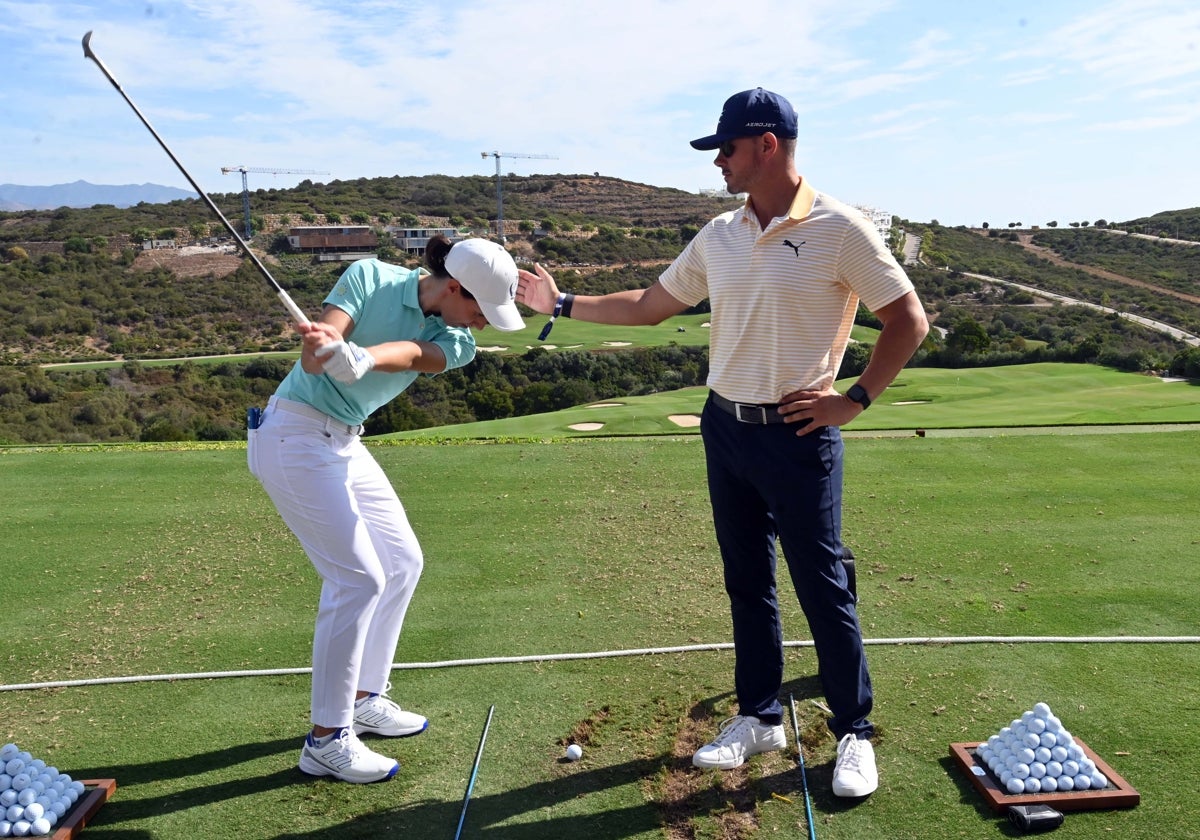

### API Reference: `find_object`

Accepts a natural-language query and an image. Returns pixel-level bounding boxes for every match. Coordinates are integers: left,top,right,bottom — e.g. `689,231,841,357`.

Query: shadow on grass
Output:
65,678,870,839
67,736,300,834
938,754,1020,836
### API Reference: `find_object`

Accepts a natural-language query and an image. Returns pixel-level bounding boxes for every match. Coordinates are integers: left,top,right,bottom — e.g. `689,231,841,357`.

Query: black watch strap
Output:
846,383,871,410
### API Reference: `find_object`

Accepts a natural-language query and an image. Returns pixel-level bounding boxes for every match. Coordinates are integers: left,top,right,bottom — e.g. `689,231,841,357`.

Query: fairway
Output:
2,372,1198,839
385,362,1200,439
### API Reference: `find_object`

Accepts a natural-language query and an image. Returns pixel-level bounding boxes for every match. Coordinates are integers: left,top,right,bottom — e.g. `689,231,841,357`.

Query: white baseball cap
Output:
443,238,525,332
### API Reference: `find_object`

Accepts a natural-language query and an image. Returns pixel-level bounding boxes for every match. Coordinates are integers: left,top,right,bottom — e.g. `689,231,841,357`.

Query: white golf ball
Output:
3,807,21,824
1046,760,1063,778
13,794,32,810
1,765,20,781
1033,702,1052,718
29,819,50,837
0,792,15,809
14,806,38,825
1058,774,1074,791
1062,760,1080,777
1073,774,1091,790
1041,775,1058,792
9,821,28,838
1006,777,1024,794
6,779,25,796
1024,777,1042,793
565,744,583,761
1051,745,1068,763
1091,771,1108,789
0,819,11,837
1013,763,1030,780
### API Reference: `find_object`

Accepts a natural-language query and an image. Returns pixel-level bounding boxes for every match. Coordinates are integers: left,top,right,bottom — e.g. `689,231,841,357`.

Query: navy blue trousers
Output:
701,394,873,738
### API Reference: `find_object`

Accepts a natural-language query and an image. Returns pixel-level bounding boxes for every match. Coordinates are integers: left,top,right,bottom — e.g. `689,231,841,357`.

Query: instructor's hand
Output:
516,263,560,315
777,387,863,435
316,340,376,384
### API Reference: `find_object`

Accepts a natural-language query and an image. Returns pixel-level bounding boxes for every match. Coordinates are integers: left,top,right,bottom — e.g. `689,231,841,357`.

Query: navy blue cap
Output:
690,88,798,150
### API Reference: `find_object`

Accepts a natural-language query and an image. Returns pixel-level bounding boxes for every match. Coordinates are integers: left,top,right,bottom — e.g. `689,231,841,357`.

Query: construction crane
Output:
220,165,328,239
480,151,556,242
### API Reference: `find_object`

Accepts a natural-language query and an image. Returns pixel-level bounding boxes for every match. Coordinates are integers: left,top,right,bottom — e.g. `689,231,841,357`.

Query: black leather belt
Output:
710,392,790,424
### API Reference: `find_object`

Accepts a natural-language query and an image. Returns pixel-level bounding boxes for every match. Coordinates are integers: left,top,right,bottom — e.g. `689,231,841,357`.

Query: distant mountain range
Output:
0,180,196,211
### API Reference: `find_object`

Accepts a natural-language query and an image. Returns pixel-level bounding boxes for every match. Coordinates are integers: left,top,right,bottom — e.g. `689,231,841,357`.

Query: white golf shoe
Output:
832,733,878,797
692,715,787,770
353,692,429,737
298,727,399,783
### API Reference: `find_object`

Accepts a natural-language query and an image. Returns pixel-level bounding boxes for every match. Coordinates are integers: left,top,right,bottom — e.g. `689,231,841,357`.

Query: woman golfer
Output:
249,235,523,783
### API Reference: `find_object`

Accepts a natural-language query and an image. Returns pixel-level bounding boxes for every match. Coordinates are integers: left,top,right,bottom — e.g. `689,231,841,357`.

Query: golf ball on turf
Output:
565,744,583,761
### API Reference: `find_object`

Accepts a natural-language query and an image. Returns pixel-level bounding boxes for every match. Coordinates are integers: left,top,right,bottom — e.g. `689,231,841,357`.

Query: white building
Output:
853,205,893,243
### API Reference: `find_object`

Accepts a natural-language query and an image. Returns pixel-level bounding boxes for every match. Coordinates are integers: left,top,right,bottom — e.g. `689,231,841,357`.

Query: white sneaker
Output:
832,733,878,797
692,715,787,770
353,692,428,737
299,728,399,783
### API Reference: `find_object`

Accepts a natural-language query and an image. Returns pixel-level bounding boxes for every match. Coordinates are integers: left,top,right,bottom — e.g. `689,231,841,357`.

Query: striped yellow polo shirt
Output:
659,179,913,405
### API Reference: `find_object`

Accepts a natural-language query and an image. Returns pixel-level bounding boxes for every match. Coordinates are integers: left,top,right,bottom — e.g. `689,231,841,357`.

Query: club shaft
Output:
81,31,308,326
454,704,495,840
789,694,817,840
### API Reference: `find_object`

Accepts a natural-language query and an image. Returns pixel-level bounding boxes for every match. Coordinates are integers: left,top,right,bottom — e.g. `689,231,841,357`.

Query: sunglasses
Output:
718,139,738,158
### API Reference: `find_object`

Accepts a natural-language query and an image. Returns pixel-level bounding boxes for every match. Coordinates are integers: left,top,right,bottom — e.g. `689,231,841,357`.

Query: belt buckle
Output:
735,403,767,424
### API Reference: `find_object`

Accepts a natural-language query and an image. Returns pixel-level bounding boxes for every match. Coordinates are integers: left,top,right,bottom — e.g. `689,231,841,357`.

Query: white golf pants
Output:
248,396,423,728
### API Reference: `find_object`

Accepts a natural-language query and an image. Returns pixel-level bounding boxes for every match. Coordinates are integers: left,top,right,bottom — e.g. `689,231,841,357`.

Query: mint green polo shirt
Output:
275,259,476,425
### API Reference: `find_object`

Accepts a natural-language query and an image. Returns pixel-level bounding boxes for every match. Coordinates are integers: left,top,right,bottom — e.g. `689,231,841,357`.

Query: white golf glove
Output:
316,340,376,384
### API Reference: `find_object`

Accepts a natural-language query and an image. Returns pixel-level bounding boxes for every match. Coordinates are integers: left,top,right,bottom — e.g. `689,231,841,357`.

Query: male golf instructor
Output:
517,88,928,798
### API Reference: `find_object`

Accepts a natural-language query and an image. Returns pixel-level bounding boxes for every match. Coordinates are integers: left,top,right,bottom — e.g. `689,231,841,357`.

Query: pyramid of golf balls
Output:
974,702,1108,795
0,743,87,838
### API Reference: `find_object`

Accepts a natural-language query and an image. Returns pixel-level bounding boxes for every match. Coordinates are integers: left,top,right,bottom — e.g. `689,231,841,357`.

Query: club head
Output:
82,30,95,59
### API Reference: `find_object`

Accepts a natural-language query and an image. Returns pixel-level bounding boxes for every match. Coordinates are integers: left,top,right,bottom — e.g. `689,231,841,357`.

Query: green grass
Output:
1,369,1199,839
385,362,1200,440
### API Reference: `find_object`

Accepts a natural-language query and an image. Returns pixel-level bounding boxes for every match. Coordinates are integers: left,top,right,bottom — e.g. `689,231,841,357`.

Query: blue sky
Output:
2,0,1198,227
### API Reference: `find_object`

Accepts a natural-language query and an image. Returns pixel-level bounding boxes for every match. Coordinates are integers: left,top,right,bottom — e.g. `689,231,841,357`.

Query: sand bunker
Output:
668,414,701,427
478,346,508,352
568,422,605,431
892,400,931,405
602,341,632,346
589,402,623,408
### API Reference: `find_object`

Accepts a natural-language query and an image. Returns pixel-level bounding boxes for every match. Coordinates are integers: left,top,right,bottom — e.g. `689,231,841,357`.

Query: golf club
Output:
789,693,817,840
454,704,495,840
81,31,310,327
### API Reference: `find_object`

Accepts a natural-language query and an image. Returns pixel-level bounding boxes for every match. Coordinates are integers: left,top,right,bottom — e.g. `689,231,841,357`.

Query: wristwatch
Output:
846,383,871,410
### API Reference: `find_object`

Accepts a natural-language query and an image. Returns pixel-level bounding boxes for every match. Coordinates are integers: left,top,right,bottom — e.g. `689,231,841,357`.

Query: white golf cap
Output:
443,238,525,332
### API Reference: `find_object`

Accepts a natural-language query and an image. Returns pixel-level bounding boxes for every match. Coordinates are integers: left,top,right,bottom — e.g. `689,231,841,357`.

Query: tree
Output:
1047,221,1058,228
947,316,991,355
